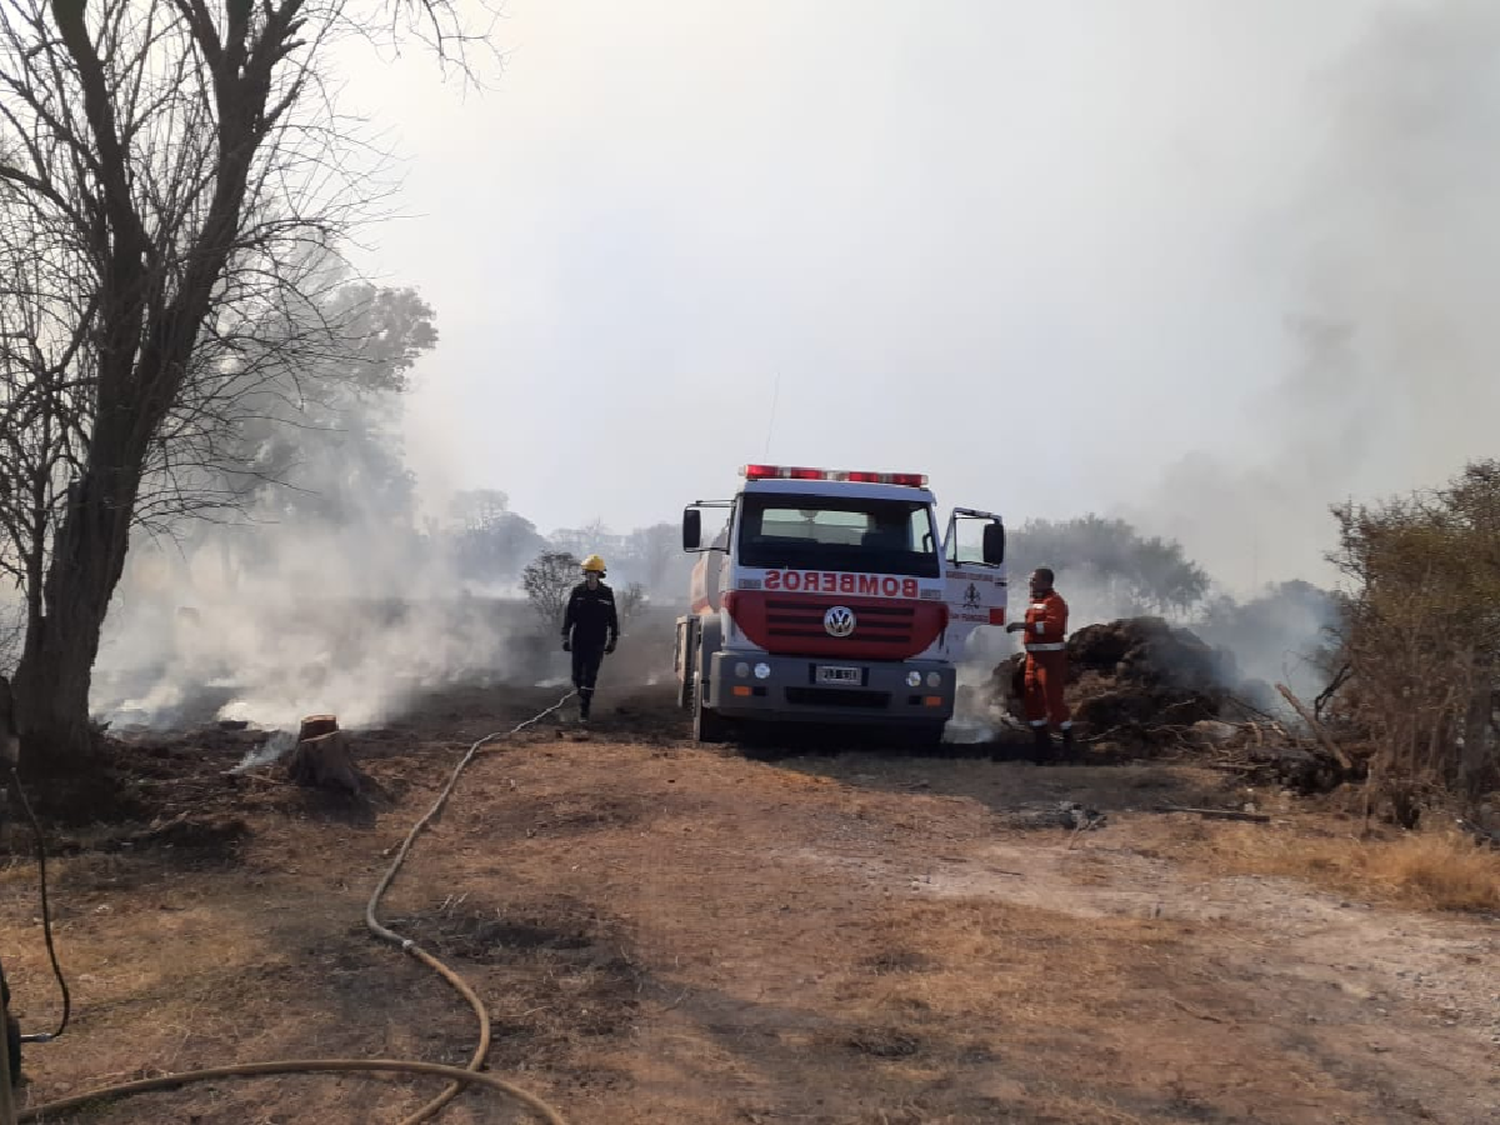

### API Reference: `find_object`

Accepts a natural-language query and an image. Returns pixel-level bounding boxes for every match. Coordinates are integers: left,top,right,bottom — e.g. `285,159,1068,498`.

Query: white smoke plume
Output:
1130,0,1500,592
92,524,551,732
86,279,569,733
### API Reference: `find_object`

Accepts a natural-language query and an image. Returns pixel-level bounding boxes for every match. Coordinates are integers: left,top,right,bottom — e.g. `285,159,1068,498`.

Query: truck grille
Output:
725,590,947,660
765,599,916,644
785,687,891,709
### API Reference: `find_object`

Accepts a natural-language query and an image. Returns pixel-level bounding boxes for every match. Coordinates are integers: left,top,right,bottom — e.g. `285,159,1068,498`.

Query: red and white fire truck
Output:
676,464,1007,744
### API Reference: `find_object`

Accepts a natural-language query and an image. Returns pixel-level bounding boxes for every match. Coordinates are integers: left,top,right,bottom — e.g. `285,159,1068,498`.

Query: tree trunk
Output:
13,460,138,769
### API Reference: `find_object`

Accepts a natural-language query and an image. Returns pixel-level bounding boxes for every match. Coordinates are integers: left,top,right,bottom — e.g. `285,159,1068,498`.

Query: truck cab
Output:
676,464,1006,744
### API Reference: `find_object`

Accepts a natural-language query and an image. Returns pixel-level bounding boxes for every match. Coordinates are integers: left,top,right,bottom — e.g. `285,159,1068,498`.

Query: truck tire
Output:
690,620,726,743
692,677,726,743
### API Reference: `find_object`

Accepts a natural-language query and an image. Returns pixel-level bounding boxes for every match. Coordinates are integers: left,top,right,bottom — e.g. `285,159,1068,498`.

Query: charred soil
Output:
0,682,1495,1123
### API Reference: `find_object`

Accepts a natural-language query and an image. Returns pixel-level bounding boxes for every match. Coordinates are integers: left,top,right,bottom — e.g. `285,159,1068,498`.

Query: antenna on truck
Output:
763,372,780,458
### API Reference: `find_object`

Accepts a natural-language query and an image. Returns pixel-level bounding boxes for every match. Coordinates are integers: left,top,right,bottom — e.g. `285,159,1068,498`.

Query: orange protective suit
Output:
1021,589,1071,730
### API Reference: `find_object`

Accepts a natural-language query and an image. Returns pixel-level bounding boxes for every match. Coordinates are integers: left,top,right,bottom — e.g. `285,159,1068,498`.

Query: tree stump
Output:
286,715,360,794
298,715,339,742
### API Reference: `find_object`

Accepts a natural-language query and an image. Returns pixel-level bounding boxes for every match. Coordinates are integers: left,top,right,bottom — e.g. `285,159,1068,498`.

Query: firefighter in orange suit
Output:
1006,568,1074,763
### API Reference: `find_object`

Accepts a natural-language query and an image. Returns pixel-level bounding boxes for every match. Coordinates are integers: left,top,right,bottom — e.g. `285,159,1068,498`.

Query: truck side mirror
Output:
683,508,702,552
982,521,1005,566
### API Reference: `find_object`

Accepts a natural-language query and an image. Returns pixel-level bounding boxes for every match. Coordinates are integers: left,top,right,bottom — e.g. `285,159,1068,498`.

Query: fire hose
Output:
6,771,69,1047
12,693,578,1124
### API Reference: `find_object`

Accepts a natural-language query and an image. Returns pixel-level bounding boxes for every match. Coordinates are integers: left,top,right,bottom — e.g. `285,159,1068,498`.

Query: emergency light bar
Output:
740,464,929,488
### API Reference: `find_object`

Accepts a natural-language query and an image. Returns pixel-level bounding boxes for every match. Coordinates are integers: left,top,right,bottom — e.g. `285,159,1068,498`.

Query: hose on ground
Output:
17,1058,565,1123
19,693,577,1124
6,768,70,1044
366,692,577,1124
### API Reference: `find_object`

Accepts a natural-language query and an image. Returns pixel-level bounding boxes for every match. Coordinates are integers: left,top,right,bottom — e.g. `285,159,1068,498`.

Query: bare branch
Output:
0,0,488,757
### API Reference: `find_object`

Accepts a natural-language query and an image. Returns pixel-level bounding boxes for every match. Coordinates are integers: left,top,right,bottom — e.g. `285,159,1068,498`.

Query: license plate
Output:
817,665,861,685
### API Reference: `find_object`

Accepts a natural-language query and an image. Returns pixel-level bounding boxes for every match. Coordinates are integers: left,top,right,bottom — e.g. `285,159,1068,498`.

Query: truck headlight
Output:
735,662,750,678
927,672,942,688
754,662,771,680
906,671,922,688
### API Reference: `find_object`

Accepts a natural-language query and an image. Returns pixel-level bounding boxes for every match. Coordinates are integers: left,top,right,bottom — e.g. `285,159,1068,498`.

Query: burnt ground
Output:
0,681,1496,1124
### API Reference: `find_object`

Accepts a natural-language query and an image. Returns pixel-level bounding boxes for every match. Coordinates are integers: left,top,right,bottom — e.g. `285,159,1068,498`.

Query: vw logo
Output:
824,605,856,638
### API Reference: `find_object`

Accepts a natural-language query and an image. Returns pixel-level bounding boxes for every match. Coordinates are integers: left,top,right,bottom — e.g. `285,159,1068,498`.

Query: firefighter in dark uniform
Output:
561,554,619,723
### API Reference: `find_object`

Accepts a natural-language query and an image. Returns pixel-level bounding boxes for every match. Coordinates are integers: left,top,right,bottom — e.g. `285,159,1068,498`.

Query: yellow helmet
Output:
581,553,607,574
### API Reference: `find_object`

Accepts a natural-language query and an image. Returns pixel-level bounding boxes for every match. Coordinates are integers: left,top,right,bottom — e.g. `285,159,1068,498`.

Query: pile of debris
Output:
988,616,1366,791
993,616,1233,747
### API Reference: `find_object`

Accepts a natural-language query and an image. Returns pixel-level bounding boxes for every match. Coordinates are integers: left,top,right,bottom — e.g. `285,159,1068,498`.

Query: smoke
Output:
92,523,552,733
230,729,298,774
87,279,568,732
88,404,686,732
1196,582,1340,705
1129,0,1500,592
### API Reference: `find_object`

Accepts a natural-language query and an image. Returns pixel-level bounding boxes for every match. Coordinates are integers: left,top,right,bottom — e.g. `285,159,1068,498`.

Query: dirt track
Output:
1,683,1497,1123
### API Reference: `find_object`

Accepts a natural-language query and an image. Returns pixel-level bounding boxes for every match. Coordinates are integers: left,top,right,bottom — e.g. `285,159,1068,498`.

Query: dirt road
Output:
1,684,1496,1123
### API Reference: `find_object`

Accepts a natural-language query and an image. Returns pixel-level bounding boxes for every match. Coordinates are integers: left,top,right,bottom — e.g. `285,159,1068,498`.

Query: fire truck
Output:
676,464,1007,745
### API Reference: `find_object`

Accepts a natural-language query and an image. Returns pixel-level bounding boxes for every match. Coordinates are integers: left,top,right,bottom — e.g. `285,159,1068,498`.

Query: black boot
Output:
1060,726,1076,765
1032,726,1054,764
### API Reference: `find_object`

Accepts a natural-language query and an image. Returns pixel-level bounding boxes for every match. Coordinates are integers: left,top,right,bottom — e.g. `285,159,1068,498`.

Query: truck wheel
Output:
692,678,726,744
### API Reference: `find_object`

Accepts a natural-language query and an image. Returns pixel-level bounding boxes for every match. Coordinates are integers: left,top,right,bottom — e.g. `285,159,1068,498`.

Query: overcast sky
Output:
337,0,1500,592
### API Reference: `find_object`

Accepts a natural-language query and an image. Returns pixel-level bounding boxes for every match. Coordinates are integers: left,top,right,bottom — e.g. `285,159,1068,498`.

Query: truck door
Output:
941,508,1006,655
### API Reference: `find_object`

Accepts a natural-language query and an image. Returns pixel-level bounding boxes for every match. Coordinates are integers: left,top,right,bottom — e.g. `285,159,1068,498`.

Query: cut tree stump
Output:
298,714,340,742
287,716,361,794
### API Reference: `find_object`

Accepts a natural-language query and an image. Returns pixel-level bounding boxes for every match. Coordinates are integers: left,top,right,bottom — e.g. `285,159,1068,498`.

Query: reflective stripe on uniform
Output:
1026,642,1066,652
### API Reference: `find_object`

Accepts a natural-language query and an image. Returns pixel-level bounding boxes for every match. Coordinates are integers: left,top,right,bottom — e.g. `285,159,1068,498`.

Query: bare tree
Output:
0,0,487,764
521,551,579,634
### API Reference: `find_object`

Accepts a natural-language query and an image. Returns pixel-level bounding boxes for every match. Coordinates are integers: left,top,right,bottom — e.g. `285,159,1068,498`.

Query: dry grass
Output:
1198,823,1500,912
848,898,1198,1041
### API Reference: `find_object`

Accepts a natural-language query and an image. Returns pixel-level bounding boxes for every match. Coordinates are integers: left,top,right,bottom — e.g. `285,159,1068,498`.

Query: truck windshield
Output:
737,494,940,578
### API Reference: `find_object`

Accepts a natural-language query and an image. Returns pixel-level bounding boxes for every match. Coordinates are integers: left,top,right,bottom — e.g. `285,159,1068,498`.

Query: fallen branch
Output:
1156,805,1271,823
1275,683,1355,772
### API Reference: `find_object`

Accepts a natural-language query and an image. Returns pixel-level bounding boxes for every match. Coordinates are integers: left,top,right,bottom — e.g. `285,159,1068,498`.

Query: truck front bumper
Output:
706,651,955,725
